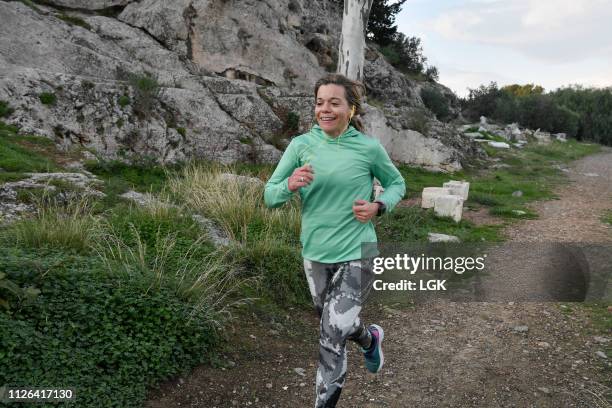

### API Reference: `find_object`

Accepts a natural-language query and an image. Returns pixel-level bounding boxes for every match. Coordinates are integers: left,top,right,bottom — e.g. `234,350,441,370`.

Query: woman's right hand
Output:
288,165,314,191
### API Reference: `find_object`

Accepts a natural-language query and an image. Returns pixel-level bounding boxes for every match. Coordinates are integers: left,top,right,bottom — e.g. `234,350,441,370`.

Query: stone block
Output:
488,141,510,149
443,180,470,200
421,187,451,209
434,194,463,222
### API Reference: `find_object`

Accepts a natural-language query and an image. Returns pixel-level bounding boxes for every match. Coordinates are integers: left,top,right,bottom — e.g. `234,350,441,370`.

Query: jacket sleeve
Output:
264,140,299,208
371,142,406,212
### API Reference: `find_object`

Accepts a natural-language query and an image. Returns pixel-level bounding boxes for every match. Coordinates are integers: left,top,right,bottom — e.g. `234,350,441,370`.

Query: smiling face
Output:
315,84,352,138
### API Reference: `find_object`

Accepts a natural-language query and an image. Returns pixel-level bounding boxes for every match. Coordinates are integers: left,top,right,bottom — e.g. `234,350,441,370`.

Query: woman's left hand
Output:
352,200,379,223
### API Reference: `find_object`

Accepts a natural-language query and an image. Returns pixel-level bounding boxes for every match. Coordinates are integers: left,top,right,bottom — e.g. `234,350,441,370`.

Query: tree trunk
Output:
337,0,374,81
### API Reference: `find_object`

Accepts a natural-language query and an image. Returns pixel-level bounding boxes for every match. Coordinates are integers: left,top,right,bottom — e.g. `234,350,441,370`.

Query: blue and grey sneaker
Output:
362,324,384,373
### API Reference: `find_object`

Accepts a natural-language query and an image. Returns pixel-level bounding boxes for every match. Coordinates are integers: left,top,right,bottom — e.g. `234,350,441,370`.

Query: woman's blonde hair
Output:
314,74,366,132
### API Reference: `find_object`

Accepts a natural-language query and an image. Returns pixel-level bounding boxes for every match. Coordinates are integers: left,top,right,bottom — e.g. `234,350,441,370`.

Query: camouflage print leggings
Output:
303,258,374,408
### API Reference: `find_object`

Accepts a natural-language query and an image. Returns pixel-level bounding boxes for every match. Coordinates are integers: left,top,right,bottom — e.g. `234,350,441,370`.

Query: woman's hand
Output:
352,199,379,223
288,165,314,192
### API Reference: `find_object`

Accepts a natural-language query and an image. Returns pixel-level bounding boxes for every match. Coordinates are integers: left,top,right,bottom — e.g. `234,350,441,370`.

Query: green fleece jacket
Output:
264,125,406,263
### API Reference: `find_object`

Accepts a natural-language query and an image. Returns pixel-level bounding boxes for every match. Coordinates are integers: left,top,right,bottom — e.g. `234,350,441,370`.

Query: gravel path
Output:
145,148,612,408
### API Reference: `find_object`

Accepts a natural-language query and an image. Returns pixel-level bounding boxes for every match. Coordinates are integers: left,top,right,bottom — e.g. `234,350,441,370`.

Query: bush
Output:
118,95,130,108
286,111,299,132
39,92,57,106
420,87,450,121
0,100,13,118
0,247,219,408
407,109,430,135
115,69,161,119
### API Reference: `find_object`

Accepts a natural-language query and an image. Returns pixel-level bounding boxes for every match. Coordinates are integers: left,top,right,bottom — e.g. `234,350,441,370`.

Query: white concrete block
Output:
434,194,463,222
443,180,470,200
421,187,452,209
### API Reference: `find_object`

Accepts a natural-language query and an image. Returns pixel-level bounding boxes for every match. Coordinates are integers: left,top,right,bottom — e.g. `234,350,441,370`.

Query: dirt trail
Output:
145,149,612,408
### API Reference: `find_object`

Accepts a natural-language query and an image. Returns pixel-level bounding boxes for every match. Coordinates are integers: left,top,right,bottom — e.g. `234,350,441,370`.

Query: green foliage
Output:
0,247,218,408
236,239,309,306
377,206,504,243
118,95,130,107
0,122,57,172
0,100,14,118
502,83,545,97
85,158,171,194
0,271,40,311
407,109,430,135
462,82,612,145
57,13,91,30
366,0,408,47
116,69,161,119
103,205,216,275
286,111,300,132
39,92,57,106
602,210,612,226
177,127,186,137
380,33,438,81
9,197,99,253
420,87,450,121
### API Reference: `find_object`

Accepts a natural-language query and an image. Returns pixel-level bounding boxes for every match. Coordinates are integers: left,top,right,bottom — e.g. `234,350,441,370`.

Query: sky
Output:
395,0,612,97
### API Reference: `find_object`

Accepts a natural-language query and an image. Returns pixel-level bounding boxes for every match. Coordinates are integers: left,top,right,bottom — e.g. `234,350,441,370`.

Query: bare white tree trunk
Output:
337,0,374,81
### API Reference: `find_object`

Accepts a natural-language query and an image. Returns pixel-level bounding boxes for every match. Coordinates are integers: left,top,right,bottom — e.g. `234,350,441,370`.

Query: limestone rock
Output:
43,0,135,10
427,233,460,243
363,105,463,172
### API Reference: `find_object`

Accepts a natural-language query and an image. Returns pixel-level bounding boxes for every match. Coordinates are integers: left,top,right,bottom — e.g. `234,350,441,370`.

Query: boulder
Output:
364,105,463,172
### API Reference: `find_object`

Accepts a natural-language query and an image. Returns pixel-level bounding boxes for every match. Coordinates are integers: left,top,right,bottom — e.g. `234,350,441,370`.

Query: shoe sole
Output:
370,324,384,373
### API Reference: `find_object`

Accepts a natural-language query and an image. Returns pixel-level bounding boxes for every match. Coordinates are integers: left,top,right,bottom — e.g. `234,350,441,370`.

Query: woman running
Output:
264,73,406,408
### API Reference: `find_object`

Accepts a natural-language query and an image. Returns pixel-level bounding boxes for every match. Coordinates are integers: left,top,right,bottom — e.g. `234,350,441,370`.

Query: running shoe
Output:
362,324,384,373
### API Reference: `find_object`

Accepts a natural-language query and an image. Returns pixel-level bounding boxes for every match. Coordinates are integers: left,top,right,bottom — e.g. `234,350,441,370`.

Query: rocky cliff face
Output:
0,0,479,171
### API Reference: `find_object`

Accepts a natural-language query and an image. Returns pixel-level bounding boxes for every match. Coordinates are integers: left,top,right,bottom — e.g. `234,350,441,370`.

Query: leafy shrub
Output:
0,248,219,408
286,111,299,131
407,109,430,135
177,127,186,137
420,87,450,121
129,73,160,119
118,95,130,107
0,100,13,118
39,92,57,106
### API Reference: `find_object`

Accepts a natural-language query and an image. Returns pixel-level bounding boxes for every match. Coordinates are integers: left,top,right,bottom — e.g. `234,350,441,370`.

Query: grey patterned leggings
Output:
303,258,374,408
